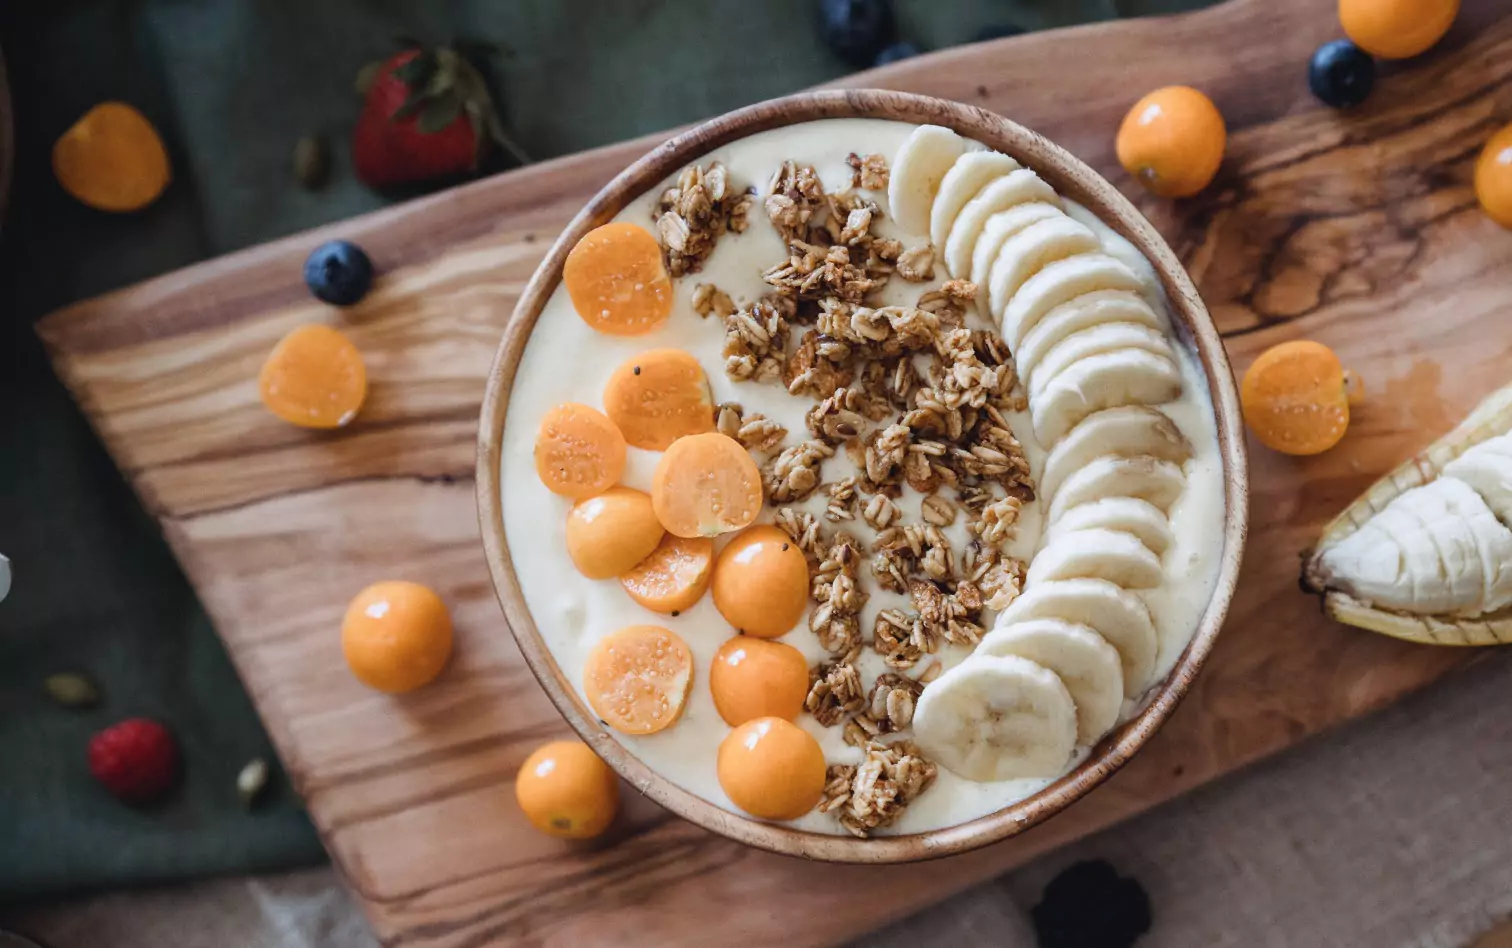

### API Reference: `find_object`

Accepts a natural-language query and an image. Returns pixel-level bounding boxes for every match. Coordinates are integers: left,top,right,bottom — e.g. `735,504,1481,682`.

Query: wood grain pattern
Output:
34,0,1512,943
476,88,1249,864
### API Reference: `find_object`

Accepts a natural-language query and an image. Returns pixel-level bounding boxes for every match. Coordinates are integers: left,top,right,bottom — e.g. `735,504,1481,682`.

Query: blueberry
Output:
974,23,1027,42
1309,39,1376,108
818,0,895,68
874,41,921,66
1031,859,1152,948
303,240,374,306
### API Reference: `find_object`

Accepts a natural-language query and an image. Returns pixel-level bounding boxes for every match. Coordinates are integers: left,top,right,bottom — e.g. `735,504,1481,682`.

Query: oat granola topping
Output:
819,739,937,837
653,161,754,277
847,152,890,191
765,439,834,504
714,402,788,454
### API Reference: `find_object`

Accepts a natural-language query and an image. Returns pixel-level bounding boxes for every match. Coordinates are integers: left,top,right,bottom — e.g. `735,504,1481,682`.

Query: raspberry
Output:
88,717,179,804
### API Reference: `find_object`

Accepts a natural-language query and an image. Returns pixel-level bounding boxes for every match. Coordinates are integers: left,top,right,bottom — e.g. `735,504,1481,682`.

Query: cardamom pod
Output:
44,672,101,709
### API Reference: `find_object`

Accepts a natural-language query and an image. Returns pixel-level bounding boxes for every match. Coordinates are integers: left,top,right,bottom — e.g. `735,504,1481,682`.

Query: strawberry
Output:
352,44,527,189
88,717,179,804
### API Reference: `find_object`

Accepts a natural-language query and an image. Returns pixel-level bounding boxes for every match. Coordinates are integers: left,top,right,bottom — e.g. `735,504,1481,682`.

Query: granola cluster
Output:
819,738,938,838
652,161,754,277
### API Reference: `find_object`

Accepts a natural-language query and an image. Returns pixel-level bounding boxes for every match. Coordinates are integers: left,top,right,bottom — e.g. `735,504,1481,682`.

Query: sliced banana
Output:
978,619,1125,744
999,577,1158,692
1443,437,1512,526
1031,348,1184,448
1016,290,1167,381
969,203,1063,310
1047,455,1187,524
913,654,1077,782
888,125,969,234
1040,406,1193,503
985,214,1100,320
929,151,1022,251
1028,323,1175,400
1026,528,1164,589
1046,496,1175,556
1002,253,1146,353
943,170,1058,281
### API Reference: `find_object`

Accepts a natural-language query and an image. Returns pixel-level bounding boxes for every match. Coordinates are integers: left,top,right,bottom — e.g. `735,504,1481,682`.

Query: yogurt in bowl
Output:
478,90,1247,862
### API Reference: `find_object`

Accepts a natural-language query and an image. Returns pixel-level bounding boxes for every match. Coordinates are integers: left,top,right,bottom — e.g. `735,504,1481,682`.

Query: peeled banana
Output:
1302,381,1512,645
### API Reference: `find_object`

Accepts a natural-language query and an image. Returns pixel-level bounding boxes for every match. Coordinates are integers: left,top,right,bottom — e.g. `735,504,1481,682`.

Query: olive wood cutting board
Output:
35,0,1512,943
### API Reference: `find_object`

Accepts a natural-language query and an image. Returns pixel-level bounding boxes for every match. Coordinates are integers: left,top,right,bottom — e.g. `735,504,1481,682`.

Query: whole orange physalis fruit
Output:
709,636,809,726
342,581,453,693
710,525,809,638
717,717,826,821
1475,123,1512,229
1116,86,1226,199
1240,340,1357,456
1340,0,1458,60
515,739,619,839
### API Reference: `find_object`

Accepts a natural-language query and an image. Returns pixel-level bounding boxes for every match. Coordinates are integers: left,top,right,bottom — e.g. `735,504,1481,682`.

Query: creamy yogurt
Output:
500,118,1223,834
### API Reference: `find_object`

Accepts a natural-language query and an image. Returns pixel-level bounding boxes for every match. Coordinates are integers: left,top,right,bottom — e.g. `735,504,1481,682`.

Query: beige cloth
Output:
9,653,1512,948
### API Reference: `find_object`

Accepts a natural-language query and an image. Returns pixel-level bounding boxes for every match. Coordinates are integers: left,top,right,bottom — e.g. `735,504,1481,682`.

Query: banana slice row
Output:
895,125,1208,781
1304,382,1512,642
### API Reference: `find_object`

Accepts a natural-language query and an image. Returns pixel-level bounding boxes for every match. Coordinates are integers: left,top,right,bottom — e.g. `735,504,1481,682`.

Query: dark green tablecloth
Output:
0,0,1204,902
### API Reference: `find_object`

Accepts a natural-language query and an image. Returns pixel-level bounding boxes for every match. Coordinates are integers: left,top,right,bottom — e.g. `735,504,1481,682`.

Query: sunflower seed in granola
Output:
766,439,834,503
692,283,737,319
774,507,826,566
972,493,1024,547
805,659,865,726
895,245,935,282
847,152,889,191
861,493,899,530
784,330,855,398
810,602,861,655
825,476,858,522
921,494,956,527
806,387,870,443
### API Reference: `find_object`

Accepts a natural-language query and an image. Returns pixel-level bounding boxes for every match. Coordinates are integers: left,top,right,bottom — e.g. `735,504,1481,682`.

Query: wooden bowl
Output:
477,89,1249,863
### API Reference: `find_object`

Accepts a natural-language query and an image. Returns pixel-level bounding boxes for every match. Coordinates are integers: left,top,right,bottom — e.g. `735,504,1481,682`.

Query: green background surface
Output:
0,0,1207,901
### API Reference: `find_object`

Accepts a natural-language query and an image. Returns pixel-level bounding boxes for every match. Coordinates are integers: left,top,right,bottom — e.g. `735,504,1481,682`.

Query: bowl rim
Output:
476,88,1249,864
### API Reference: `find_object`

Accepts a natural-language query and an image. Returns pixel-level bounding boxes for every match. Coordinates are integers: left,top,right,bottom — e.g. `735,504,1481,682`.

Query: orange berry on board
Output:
603,349,716,451
709,637,809,726
259,324,368,429
619,534,714,615
583,625,694,735
710,525,810,638
1116,86,1226,199
515,739,619,839
1475,123,1512,230
563,222,673,336
651,432,763,539
53,102,171,212
1340,0,1458,60
534,403,627,500
564,487,665,580
342,581,453,693
717,717,826,821
1240,340,1354,456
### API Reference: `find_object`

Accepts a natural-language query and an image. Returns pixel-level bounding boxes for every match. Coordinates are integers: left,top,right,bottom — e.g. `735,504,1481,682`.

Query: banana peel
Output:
1301,380,1512,646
